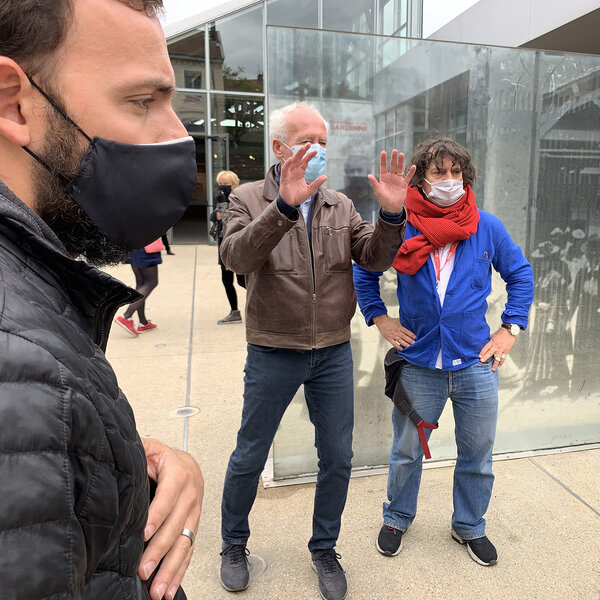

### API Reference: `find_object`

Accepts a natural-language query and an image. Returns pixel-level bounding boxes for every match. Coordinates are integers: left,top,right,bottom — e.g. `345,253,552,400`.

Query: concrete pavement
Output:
104,244,600,600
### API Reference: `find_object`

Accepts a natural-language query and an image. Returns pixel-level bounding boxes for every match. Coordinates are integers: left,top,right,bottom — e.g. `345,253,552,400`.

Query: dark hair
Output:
0,0,164,78
410,137,476,188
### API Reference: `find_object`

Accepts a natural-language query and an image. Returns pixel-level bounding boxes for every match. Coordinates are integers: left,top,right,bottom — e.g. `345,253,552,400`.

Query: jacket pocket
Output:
471,257,491,289
260,229,295,273
315,225,352,272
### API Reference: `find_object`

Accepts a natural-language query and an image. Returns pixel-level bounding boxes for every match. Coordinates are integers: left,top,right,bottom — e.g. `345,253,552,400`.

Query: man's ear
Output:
272,137,285,160
0,58,34,147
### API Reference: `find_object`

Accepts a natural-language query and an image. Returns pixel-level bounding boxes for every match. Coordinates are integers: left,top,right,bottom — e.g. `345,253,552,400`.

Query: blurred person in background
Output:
115,245,162,336
210,169,246,324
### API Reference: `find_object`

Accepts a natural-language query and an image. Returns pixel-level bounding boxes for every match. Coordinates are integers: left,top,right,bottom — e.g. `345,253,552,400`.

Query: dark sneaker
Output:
218,310,242,325
376,524,404,556
311,549,347,600
451,530,498,566
220,543,250,591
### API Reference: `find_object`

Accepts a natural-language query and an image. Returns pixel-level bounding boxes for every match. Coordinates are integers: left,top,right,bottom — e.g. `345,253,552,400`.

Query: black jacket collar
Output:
0,181,139,351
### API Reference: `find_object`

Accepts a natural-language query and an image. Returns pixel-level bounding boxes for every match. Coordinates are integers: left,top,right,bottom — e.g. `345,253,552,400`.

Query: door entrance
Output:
172,134,230,244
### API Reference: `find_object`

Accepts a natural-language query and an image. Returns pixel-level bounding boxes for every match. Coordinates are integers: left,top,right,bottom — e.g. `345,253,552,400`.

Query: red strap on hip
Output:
417,420,439,460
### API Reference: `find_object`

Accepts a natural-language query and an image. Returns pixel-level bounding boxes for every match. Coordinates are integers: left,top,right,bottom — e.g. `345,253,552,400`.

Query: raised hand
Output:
279,143,327,207
368,149,416,213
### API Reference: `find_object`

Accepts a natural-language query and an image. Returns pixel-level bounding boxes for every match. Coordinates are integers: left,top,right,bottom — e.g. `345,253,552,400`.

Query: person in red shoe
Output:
116,247,162,335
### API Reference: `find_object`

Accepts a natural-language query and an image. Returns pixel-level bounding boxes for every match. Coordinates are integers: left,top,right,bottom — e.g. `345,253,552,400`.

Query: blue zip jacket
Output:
353,209,534,371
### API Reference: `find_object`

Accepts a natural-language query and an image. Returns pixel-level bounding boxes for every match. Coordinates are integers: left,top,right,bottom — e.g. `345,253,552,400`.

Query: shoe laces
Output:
386,525,398,535
220,544,249,566
314,549,342,575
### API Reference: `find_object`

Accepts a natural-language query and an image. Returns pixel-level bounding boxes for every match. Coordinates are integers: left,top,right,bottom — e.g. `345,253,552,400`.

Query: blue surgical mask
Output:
281,141,326,183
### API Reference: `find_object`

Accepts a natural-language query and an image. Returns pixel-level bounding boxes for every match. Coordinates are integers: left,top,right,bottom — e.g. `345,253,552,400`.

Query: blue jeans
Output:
384,359,498,540
221,342,354,552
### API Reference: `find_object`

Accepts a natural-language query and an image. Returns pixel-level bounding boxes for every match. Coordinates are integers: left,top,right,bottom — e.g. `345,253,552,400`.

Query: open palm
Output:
368,149,416,213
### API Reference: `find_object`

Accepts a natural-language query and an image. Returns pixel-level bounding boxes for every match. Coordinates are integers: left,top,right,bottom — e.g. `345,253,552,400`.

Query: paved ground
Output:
105,244,600,600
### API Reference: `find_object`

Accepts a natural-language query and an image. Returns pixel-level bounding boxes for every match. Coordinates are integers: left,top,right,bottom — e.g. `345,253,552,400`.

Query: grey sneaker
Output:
218,310,242,324
220,543,250,591
311,549,347,600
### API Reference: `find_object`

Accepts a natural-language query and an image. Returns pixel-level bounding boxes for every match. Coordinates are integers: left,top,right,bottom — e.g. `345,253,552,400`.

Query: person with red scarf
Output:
354,138,534,567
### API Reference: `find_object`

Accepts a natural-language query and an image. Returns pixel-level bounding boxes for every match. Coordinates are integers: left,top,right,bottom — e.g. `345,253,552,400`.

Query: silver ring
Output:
494,354,501,361
181,528,195,545
501,353,506,359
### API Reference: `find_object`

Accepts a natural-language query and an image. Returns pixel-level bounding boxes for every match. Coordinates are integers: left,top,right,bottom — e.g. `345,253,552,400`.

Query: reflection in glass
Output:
173,91,207,135
210,94,265,183
323,0,375,34
268,26,600,481
380,0,408,36
267,0,318,28
210,4,264,93
171,92,207,242
169,30,206,90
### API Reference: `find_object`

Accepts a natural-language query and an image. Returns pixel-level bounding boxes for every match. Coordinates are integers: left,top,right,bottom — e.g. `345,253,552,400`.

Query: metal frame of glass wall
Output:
167,0,423,237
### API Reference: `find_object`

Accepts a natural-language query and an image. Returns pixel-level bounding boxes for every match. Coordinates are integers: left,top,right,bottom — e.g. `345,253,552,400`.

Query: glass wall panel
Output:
210,4,264,93
169,30,206,90
380,0,408,36
266,0,318,28
323,0,375,34
210,94,265,185
268,27,600,481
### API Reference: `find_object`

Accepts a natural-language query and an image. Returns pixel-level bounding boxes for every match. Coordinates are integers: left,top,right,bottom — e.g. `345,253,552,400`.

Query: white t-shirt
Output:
431,243,456,369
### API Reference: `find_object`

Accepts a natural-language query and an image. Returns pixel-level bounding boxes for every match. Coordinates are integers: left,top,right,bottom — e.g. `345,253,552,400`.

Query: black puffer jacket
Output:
0,181,152,599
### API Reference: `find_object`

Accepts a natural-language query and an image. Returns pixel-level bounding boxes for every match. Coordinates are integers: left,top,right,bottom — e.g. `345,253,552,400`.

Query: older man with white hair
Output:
218,102,415,600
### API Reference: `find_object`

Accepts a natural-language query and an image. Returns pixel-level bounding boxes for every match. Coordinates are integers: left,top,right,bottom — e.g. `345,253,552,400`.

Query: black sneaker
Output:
376,525,404,556
220,543,250,591
451,530,498,566
311,549,347,600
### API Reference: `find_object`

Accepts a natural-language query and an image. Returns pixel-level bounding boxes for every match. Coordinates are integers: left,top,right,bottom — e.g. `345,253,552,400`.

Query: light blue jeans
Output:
383,358,498,540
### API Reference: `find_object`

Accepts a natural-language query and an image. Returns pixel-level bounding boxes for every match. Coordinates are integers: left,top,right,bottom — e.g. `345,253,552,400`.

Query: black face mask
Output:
23,77,197,250
218,185,232,194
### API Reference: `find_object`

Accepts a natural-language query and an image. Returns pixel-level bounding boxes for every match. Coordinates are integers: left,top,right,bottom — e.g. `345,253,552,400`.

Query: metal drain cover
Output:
170,406,200,418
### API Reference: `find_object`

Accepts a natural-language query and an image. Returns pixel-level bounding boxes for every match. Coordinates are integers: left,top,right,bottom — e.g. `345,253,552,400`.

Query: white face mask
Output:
424,178,465,207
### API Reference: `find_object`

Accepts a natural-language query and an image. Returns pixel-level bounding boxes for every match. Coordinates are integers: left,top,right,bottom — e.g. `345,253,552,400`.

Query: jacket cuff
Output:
277,196,299,220
379,207,406,225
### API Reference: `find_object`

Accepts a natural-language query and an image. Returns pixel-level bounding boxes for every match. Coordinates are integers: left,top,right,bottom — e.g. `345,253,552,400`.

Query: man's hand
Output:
479,327,516,372
279,143,327,207
368,150,417,213
139,438,204,600
373,314,416,350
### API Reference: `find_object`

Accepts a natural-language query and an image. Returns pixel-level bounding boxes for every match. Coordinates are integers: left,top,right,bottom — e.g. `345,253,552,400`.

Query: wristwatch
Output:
501,323,521,336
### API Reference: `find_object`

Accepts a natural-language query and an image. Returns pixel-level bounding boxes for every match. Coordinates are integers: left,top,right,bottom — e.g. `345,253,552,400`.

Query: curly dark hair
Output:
410,137,476,188
0,0,164,78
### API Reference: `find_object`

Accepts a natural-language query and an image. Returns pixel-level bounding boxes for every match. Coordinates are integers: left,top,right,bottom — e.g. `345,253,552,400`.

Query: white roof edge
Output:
163,0,260,39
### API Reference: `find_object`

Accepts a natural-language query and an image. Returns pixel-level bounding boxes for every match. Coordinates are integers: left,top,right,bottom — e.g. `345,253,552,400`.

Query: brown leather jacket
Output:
220,165,405,350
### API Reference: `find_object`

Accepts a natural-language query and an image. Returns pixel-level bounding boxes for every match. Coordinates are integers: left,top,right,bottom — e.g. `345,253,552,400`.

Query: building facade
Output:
166,0,423,241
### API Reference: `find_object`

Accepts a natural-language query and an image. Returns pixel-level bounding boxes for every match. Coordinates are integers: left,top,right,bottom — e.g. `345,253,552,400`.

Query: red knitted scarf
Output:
393,185,479,275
